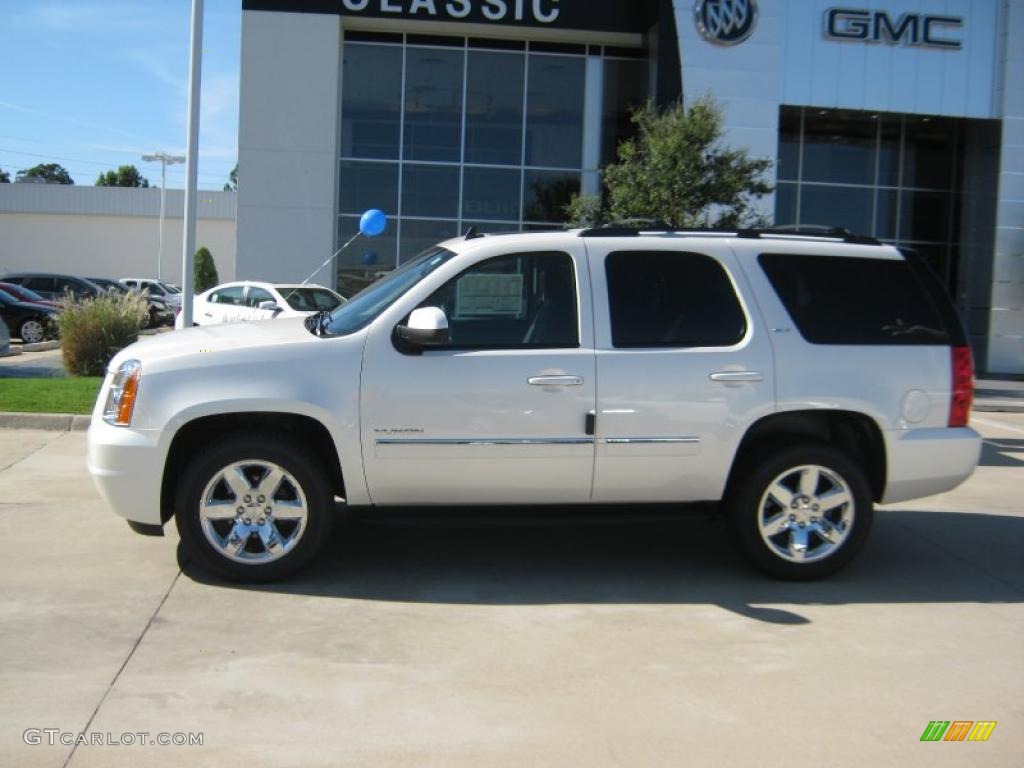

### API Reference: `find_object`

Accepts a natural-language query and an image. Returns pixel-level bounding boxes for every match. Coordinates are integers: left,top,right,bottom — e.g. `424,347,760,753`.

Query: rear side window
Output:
605,251,746,348
759,253,950,345
210,286,244,306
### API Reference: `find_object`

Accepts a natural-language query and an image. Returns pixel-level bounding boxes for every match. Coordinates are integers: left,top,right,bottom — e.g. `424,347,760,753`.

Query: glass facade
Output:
774,106,992,294
337,34,647,295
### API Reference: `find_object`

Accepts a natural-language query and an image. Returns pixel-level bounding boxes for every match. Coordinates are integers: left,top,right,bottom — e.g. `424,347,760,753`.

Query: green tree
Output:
223,164,237,191
0,167,10,183
194,247,219,292
16,163,74,185
568,97,772,229
95,165,150,188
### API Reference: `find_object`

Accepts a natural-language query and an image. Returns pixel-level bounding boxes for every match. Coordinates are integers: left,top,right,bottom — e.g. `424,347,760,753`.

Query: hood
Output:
13,301,58,314
110,316,315,371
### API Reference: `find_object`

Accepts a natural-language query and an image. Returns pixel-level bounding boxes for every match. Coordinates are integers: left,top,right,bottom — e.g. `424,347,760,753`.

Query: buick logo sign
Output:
694,0,757,46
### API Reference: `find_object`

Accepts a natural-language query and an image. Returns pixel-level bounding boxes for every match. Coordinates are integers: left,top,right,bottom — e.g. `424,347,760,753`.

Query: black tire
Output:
725,443,873,580
141,309,153,329
175,432,333,582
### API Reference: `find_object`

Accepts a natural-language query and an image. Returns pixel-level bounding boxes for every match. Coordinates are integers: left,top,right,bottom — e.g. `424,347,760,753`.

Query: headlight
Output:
103,360,142,427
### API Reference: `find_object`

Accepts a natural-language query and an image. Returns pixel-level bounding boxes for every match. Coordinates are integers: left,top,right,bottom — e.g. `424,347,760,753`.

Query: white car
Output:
120,278,183,310
88,227,981,582
174,281,345,328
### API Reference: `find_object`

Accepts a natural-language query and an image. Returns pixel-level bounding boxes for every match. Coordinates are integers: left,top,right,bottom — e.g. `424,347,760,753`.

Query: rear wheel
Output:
175,433,333,581
725,444,873,580
19,319,46,344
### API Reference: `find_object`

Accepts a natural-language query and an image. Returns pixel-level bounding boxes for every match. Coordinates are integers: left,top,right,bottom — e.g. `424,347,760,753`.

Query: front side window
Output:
246,287,275,308
605,251,746,348
419,251,578,349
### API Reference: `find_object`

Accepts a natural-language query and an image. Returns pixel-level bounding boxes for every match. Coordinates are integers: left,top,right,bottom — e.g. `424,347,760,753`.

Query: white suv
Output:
87,228,981,581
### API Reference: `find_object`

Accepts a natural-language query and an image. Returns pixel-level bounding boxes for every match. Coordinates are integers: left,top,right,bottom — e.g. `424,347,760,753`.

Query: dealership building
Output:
237,0,1024,374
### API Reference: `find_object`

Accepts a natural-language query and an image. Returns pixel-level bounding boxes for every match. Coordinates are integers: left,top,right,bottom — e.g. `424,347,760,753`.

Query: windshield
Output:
281,287,344,312
319,247,456,337
160,282,181,294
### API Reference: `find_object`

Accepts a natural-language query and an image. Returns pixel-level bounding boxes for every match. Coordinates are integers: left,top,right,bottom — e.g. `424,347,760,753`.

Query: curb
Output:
19,341,61,353
0,412,91,431
0,348,23,358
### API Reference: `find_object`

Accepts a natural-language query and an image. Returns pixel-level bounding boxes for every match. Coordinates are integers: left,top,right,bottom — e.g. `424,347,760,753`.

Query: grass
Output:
0,377,103,415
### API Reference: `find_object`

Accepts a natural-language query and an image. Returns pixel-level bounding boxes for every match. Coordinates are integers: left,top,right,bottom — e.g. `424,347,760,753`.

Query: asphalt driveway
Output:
0,414,1021,767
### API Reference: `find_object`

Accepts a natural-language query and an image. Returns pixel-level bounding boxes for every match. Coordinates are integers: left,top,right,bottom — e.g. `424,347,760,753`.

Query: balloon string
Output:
294,231,362,290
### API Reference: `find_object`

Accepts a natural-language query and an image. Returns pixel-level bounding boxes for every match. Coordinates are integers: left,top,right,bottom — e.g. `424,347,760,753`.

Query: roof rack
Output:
577,223,882,246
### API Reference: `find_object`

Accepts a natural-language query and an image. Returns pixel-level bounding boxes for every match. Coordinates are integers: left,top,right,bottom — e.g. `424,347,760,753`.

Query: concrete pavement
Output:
0,416,1021,767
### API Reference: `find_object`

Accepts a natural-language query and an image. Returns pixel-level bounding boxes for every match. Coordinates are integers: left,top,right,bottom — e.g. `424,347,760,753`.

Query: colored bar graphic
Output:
921,721,949,741
967,722,997,742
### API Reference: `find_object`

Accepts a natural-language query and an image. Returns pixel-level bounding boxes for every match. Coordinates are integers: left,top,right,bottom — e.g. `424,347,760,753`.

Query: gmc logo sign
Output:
825,8,963,50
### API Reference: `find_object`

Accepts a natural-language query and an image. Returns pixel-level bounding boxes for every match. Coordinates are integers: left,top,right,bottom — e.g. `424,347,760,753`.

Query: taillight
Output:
949,346,973,428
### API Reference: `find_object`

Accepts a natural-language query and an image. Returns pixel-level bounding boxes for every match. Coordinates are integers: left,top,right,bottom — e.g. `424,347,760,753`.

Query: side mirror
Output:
396,306,450,348
258,300,282,313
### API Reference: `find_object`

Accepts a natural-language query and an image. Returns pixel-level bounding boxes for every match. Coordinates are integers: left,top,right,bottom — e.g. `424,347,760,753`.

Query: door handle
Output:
528,375,583,387
204,312,213,317
709,371,764,383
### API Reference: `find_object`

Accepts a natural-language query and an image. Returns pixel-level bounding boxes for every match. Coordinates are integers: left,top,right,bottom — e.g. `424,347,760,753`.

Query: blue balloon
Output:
362,250,378,266
360,208,387,237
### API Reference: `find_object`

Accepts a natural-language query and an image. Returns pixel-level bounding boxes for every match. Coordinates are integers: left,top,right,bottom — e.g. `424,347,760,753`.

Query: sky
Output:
0,1,241,190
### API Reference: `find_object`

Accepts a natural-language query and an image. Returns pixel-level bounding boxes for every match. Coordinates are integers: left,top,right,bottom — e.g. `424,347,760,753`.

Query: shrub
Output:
57,292,147,376
194,246,219,293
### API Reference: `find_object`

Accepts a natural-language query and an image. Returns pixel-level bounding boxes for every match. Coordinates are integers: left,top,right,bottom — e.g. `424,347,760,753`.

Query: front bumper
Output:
881,426,982,504
87,420,165,527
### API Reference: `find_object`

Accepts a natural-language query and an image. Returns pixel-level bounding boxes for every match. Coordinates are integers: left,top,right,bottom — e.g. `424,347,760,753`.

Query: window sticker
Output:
455,273,524,317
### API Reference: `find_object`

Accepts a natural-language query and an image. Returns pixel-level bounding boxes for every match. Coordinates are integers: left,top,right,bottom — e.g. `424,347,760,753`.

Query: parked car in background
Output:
175,282,345,328
1,273,101,302
0,281,61,309
89,277,174,329
119,278,183,311
0,287,59,343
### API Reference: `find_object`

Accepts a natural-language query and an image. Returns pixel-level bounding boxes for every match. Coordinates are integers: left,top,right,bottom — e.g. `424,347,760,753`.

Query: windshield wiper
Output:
308,309,332,337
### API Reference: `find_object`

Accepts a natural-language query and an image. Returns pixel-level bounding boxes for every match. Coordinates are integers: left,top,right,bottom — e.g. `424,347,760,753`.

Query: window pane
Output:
801,109,877,185
900,190,952,243
602,57,648,165
421,252,578,348
799,184,873,235
774,182,797,226
401,164,459,218
777,107,800,181
403,47,464,162
465,51,524,165
400,219,459,264
875,189,898,239
606,251,746,348
759,253,948,345
462,220,519,234
526,54,585,168
903,116,956,190
877,116,901,187
340,43,402,159
463,167,521,221
523,170,579,223
338,161,399,215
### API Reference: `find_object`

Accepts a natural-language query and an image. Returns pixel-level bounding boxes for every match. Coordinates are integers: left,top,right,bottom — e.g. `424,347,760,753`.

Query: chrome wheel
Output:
757,464,855,564
198,459,309,564
20,319,45,344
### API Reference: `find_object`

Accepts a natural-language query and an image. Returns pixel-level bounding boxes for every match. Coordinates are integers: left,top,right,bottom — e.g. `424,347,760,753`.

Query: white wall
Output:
236,10,341,284
0,185,236,285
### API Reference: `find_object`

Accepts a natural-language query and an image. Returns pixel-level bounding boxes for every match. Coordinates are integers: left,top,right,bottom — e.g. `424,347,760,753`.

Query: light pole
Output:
142,152,185,280
180,0,204,328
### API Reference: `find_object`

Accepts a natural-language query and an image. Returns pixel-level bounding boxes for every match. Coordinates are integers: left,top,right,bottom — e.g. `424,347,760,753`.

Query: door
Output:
202,285,246,324
360,248,596,505
585,241,775,503
244,286,278,321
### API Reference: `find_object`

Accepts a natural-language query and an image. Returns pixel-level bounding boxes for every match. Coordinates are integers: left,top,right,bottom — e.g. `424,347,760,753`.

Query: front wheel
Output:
19,319,46,344
175,433,333,581
725,444,873,580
